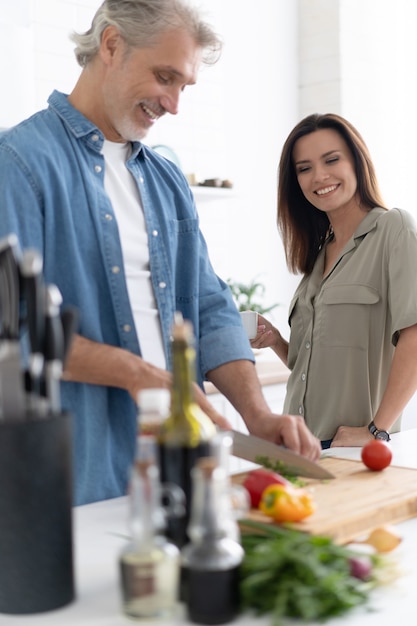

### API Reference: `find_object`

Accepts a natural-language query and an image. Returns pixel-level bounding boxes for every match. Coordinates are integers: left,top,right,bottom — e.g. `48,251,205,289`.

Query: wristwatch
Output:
368,420,391,442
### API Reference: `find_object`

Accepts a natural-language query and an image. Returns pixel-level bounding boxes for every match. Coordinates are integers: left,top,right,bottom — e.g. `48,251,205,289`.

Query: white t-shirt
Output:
101,140,166,369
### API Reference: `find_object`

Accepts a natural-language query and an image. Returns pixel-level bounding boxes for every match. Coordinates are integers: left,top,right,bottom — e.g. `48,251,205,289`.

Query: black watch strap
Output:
368,420,391,441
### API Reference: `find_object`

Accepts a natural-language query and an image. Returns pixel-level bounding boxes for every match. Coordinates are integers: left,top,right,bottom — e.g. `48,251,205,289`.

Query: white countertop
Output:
2,430,417,626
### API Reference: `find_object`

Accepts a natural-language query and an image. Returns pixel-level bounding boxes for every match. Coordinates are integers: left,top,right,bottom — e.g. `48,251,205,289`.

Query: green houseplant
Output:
226,276,279,315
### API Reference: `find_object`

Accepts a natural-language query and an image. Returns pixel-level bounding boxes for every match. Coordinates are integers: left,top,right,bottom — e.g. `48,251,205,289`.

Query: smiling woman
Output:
251,112,417,449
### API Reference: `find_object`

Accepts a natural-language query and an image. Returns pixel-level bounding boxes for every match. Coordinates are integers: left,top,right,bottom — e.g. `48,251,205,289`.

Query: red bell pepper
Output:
242,468,291,508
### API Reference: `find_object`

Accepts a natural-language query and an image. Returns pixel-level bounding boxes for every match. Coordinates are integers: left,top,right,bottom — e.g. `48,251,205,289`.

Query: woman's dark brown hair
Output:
277,113,386,275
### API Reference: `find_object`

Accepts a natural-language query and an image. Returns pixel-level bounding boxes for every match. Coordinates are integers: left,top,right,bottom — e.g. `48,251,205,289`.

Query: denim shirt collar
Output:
47,90,143,159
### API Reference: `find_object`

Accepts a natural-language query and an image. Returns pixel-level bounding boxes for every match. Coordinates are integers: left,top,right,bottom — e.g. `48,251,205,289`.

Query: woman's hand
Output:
250,314,281,349
250,315,289,365
331,425,373,447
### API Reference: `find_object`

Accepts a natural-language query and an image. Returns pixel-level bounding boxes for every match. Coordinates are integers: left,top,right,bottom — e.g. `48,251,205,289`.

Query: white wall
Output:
339,0,417,214
299,0,417,217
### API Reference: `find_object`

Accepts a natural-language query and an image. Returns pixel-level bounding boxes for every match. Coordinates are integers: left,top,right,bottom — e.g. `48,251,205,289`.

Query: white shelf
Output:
190,186,236,203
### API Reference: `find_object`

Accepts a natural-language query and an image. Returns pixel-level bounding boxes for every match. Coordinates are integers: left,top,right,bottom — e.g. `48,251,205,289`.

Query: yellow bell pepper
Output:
259,483,315,523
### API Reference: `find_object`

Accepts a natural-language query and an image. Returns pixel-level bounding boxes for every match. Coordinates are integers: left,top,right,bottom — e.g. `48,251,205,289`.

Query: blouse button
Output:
298,405,304,415
305,341,311,350
301,373,306,381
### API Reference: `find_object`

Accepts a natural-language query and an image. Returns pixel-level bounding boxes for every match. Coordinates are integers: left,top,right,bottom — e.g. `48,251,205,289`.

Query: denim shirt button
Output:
159,281,166,289
152,230,158,237
94,165,102,173
123,324,131,332
112,266,120,274
92,134,99,142
139,176,144,184
105,214,113,221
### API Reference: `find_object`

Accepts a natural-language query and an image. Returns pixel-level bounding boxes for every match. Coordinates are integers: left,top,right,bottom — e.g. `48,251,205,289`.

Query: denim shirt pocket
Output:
168,217,200,301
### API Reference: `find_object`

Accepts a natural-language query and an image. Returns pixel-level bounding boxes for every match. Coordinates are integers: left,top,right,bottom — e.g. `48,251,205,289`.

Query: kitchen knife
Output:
43,284,64,414
20,248,45,410
230,429,335,479
0,234,26,421
20,248,45,357
0,234,21,339
60,306,79,367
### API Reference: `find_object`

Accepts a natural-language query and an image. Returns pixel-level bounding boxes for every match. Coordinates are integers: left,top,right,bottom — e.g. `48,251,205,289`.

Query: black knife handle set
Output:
0,234,76,614
0,233,78,422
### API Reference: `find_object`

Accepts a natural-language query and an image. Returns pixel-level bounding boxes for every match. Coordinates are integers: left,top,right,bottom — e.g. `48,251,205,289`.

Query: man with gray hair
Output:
0,0,320,505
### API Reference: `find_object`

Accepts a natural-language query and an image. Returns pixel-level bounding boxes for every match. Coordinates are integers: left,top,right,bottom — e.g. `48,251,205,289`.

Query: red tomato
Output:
242,468,290,508
361,440,392,471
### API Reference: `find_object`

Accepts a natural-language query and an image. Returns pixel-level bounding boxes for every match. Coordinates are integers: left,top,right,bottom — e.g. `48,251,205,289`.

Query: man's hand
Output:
247,412,321,461
207,360,321,462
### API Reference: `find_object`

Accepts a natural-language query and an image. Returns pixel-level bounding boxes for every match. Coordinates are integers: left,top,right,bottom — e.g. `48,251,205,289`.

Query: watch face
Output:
375,431,390,441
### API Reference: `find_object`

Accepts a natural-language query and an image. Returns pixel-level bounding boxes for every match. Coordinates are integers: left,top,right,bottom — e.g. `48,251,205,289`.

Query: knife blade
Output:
230,429,335,479
0,234,26,421
0,234,21,340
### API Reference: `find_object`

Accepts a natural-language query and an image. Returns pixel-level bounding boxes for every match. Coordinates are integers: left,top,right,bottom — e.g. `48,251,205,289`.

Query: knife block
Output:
0,412,75,614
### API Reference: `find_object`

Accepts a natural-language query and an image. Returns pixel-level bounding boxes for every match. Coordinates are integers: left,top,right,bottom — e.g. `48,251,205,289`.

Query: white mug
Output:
240,310,259,340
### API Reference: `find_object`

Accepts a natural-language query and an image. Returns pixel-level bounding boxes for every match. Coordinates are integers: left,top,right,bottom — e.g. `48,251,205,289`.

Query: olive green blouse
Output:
283,208,417,440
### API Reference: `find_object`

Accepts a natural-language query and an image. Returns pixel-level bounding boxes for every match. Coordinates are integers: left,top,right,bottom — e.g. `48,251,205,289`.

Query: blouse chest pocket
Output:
320,284,380,349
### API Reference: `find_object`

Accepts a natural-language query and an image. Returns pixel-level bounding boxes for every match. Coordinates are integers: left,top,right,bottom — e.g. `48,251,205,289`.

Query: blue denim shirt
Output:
0,90,254,505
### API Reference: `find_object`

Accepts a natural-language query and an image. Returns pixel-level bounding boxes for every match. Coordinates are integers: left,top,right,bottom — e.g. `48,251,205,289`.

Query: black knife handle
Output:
60,306,79,367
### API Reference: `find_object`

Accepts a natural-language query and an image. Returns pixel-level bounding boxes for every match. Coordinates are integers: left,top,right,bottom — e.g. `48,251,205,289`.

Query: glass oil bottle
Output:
157,312,216,548
119,435,180,619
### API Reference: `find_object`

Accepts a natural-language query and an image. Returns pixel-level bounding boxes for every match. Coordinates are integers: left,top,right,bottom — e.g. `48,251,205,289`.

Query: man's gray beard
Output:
115,114,148,143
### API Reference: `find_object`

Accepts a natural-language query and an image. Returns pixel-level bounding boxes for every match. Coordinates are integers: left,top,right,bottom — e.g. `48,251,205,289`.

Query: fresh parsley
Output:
255,455,306,486
239,520,380,625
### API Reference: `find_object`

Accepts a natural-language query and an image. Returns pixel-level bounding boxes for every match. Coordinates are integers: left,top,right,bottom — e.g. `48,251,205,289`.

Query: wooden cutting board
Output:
234,456,417,544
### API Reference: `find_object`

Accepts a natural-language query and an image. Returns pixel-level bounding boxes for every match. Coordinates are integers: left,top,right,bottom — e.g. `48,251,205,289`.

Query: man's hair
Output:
71,0,222,68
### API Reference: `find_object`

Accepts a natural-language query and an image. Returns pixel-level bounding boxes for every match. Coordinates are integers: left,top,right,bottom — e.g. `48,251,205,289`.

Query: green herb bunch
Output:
255,455,306,487
239,520,384,625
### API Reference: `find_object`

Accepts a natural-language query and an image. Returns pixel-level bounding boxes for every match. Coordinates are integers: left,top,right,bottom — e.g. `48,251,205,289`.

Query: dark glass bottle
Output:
158,313,216,548
181,457,244,625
